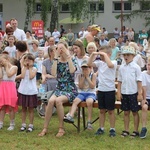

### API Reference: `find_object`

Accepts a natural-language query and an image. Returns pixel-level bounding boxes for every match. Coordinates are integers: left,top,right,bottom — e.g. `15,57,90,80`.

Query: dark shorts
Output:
121,93,140,112
36,72,41,80
97,91,116,110
145,99,150,106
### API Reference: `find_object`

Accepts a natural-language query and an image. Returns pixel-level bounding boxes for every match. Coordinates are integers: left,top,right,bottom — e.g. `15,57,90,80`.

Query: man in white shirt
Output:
44,28,51,39
52,28,60,44
10,18,26,41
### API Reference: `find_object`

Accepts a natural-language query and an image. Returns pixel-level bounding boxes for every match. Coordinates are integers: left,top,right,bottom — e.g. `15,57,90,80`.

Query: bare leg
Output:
0,106,6,128
141,104,148,127
28,107,34,125
99,109,106,128
70,98,81,117
124,111,130,132
108,110,115,128
86,98,93,122
132,111,139,132
55,95,68,137
22,107,27,124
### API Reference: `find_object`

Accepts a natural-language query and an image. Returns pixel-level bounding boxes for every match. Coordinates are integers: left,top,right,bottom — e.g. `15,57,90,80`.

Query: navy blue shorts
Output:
97,91,116,110
121,93,140,112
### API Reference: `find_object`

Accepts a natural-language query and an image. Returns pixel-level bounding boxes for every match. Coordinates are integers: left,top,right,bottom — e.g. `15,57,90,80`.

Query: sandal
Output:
130,131,139,138
121,130,129,137
38,128,48,137
56,127,65,137
26,126,34,132
20,126,26,132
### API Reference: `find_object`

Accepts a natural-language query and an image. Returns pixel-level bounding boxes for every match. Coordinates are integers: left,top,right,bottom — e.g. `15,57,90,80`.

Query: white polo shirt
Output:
118,61,142,94
94,60,117,91
142,71,150,99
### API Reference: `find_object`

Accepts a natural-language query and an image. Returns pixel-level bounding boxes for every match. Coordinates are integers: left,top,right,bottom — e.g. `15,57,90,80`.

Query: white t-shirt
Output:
142,71,150,99
94,60,117,91
13,28,26,41
118,61,142,94
52,31,60,42
4,45,16,58
18,67,38,95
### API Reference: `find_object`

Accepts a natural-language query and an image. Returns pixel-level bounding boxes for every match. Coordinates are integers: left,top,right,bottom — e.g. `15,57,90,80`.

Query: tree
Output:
115,0,150,27
24,0,35,31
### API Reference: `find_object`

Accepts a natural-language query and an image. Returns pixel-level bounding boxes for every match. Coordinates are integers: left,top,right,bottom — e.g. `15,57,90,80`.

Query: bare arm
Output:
137,81,143,101
0,66,3,79
86,73,96,89
29,67,37,80
87,52,98,67
5,65,18,78
20,66,27,79
67,57,76,74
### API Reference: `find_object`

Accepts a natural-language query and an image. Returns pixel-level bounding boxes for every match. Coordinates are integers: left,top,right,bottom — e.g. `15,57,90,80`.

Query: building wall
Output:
0,0,149,34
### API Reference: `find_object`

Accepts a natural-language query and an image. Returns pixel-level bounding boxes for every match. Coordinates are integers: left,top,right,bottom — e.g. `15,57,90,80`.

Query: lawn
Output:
0,107,150,150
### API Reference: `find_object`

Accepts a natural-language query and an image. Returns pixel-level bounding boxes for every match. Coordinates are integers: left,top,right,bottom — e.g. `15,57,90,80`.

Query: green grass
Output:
0,108,150,150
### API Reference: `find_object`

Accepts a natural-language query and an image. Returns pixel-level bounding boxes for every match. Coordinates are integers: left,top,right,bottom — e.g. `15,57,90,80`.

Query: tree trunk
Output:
50,0,58,33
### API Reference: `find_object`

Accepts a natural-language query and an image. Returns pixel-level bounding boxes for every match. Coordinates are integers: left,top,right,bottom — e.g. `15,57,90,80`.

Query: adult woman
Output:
42,46,58,92
38,40,78,137
73,39,89,87
30,40,39,58
25,30,35,52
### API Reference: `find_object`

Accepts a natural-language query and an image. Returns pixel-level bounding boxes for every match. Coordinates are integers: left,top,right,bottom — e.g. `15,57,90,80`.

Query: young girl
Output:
0,54,18,130
4,35,16,58
18,53,38,132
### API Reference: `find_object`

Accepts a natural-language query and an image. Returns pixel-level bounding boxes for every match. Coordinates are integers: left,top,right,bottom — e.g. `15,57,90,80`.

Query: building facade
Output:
0,0,149,34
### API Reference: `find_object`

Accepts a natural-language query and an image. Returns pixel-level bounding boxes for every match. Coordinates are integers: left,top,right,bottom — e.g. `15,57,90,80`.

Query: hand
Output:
141,99,148,106
117,92,122,101
137,93,143,102
42,76,47,84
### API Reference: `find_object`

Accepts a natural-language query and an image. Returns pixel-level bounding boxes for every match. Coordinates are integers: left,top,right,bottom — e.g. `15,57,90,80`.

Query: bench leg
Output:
82,107,86,130
77,107,81,133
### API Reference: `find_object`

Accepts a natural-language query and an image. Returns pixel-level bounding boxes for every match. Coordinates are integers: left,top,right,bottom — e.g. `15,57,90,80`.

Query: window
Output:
141,1,150,11
61,4,70,12
0,4,3,12
35,3,51,12
113,1,132,12
89,2,104,12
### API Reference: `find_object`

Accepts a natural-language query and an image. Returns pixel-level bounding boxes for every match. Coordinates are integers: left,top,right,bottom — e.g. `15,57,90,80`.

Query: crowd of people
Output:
0,18,150,139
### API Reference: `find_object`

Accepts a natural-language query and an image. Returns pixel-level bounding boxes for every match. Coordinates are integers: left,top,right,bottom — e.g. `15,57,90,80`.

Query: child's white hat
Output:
122,46,136,55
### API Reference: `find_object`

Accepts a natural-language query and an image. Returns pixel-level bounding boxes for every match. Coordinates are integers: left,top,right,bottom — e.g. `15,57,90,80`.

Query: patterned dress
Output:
54,58,78,103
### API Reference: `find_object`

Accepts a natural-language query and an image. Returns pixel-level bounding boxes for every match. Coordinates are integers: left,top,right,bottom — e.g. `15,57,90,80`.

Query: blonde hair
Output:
129,42,139,51
58,40,68,49
108,38,117,47
86,42,97,53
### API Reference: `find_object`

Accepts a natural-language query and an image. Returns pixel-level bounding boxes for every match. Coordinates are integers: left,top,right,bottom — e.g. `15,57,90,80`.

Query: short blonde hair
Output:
86,42,97,53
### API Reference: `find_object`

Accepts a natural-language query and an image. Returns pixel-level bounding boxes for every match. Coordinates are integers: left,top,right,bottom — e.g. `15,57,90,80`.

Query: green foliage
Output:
115,0,150,27
40,0,51,28
24,0,36,31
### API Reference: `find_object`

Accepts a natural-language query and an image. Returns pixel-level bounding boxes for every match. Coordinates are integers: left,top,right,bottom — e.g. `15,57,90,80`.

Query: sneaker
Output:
109,129,116,137
140,127,147,139
7,124,15,131
95,128,104,135
63,115,74,123
87,122,93,130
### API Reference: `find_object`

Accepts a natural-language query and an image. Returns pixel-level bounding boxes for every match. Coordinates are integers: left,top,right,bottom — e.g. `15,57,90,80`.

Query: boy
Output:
64,60,97,130
139,56,150,139
88,46,117,137
117,46,142,138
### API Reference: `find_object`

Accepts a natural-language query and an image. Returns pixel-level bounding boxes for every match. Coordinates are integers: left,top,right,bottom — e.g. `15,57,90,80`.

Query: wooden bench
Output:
63,101,124,133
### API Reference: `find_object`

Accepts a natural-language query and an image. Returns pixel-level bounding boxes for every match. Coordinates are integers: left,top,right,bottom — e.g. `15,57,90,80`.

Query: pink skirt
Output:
0,81,18,112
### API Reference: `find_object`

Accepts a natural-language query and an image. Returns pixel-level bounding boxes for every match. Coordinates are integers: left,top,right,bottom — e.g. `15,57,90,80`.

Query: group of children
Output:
0,39,150,140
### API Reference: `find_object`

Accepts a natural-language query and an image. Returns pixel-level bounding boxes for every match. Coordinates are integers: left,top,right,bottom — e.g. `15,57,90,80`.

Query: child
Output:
64,60,97,130
18,53,38,132
4,35,16,58
0,54,18,130
117,46,142,138
88,45,117,137
35,49,44,84
139,56,150,138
